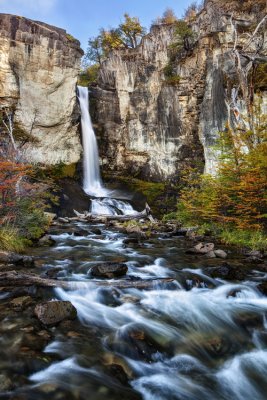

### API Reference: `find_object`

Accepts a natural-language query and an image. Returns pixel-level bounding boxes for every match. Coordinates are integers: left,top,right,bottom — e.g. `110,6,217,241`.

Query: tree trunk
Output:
0,271,174,290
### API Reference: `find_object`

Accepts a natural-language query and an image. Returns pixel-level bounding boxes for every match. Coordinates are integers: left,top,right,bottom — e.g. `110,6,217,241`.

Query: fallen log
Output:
73,203,155,223
0,271,174,290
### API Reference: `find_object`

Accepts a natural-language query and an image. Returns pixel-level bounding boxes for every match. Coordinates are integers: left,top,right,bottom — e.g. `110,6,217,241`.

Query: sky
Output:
0,0,192,51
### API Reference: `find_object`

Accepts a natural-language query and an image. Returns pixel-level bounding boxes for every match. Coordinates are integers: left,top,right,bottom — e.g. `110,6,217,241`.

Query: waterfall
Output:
78,85,136,216
77,86,106,197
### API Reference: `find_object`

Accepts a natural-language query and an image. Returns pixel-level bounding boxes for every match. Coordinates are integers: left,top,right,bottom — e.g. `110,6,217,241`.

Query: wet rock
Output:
244,250,263,258
106,364,129,385
257,282,267,295
206,263,247,281
21,332,49,351
44,267,63,279
234,313,263,329
38,235,56,247
91,228,102,235
205,250,216,258
90,262,128,278
0,374,13,391
10,296,33,311
72,229,88,237
244,256,264,264
203,336,232,357
120,294,140,304
37,330,52,340
34,301,77,326
214,249,227,259
0,251,35,268
123,237,140,245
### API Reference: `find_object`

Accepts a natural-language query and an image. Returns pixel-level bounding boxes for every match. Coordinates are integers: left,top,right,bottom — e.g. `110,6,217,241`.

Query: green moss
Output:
113,175,164,203
35,162,78,180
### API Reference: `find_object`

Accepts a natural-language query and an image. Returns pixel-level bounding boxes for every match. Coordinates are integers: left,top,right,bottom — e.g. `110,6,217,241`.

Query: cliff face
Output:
93,0,266,180
0,14,83,165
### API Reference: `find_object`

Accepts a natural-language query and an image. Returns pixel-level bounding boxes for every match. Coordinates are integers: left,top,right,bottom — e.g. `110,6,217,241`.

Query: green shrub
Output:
14,198,49,240
66,33,77,42
163,62,181,86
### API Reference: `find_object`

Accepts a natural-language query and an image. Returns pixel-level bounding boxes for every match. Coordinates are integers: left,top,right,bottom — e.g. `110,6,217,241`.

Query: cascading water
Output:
78,85,137,216
78,86,106,197
25,224,267,400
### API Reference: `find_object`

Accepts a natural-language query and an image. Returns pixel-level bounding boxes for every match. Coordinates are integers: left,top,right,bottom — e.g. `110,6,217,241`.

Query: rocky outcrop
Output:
93,0,266,180
92,24,203,181
0,14,83,165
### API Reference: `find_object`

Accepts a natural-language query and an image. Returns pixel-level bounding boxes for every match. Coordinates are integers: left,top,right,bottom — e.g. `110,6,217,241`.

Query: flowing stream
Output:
16,222,267,400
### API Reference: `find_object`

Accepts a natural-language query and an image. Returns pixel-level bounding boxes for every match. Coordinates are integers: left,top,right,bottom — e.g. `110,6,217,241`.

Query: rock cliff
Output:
0,14,83,165
92,0,266,180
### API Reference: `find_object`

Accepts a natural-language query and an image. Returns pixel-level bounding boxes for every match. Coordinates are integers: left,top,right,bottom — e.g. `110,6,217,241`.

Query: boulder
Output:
0,251,35,267
90,262,128,278
205,251,216,258
206,263,247,281
38,235,56,247
214,249,227,259
186,242,215,255
194,242,215,254
34,301,77,325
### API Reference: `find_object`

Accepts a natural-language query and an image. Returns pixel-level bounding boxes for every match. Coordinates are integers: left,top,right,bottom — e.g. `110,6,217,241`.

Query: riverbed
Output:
0,219,267,400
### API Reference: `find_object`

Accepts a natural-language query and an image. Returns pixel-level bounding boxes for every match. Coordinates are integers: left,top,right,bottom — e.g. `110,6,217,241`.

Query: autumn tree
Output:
176,100,267,240
86,14,146,64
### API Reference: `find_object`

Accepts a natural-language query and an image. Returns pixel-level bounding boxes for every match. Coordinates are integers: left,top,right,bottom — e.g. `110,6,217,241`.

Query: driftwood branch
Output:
73,203,155,223
0,271,174,290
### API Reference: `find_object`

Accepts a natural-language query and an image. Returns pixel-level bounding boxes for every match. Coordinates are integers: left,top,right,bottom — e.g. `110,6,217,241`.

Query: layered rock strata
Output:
0,14,83,165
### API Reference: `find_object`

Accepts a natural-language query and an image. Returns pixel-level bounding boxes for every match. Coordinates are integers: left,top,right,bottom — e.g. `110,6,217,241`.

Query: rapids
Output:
2,221,265,400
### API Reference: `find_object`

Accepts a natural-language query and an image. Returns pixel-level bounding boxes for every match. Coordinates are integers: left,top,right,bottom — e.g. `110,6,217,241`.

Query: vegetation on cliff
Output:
167,101,267,249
